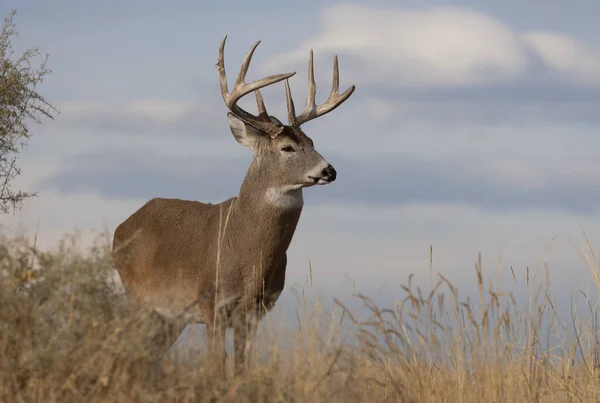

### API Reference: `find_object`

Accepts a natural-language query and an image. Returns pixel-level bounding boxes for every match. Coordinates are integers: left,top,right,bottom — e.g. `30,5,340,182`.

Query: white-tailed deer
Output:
112,36,355,372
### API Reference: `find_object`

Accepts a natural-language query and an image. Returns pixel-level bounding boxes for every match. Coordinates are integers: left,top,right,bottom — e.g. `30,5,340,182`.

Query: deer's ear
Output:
227,113,263,148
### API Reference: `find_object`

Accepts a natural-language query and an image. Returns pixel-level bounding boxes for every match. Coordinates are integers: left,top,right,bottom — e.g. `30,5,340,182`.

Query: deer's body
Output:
112,36,354,372
113,173,302,325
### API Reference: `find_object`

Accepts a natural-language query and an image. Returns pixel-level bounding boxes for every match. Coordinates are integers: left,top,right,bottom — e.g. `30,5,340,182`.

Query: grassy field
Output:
1,230,600,402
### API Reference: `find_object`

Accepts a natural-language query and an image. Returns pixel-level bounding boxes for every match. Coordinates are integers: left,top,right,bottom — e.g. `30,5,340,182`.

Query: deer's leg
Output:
147,311,186,362
233,308,259,374
205,309,227,373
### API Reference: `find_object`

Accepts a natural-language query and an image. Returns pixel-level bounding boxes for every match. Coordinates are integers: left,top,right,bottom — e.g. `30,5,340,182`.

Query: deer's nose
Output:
322,164,337,182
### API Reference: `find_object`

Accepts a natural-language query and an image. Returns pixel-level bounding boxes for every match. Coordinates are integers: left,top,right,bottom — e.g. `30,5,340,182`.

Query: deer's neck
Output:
229,166,304,268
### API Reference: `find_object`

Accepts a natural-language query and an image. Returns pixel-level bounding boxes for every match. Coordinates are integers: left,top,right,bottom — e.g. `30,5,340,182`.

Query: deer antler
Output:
285,49,355,128
217,35,296,137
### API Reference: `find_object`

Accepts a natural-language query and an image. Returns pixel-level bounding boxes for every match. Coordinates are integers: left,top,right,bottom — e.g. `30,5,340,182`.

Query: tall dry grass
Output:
1,230,600,402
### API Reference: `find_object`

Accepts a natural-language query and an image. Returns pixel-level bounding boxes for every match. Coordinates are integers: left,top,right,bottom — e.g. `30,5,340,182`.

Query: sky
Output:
2,0,600,332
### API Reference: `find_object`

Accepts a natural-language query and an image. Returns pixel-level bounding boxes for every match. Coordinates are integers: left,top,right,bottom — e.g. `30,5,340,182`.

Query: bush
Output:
0,9,56,214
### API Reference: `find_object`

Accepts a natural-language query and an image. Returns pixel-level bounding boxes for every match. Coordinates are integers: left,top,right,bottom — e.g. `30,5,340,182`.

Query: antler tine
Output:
331,55,339,95
306,49,316,112
285,80,297,126
216,35,296,136
255,89,268,117
235,40,261,89
216,36,231,104
294,53,355,127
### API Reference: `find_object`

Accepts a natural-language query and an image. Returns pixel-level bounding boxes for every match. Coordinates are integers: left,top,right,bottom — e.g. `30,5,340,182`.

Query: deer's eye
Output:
281,146,295,153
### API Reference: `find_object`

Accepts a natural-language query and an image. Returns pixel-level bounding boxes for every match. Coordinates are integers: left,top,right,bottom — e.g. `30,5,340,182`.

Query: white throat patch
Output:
265,186,304,209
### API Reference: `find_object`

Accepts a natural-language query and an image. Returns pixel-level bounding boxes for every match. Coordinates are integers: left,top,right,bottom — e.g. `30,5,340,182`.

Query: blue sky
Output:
3,0,600,320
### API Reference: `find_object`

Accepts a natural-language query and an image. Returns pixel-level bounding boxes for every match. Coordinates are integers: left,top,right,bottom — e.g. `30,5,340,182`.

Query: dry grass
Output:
1,230,600,402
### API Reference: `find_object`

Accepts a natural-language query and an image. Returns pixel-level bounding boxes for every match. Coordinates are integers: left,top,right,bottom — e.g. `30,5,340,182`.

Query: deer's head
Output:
217,36,355,193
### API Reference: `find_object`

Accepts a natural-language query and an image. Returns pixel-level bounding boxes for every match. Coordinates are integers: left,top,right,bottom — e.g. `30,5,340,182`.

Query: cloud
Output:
38,147,600,215
264,4,600,89
48,84,600,150
523,32,600,85
1,189,145,251
360,85,600,127
37,147,250,203
41,5,600,141
55,97,226,137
